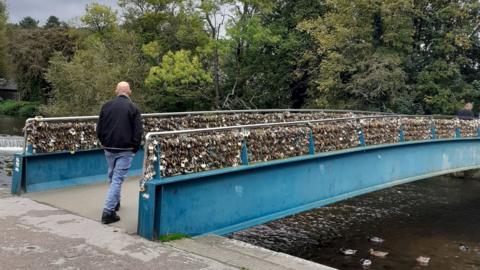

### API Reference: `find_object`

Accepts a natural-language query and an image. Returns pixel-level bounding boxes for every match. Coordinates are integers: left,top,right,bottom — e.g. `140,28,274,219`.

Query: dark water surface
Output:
230,175,480,270
0,115,26,136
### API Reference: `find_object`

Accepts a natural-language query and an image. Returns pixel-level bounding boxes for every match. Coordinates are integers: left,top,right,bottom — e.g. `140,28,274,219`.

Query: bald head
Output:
116,81,131,97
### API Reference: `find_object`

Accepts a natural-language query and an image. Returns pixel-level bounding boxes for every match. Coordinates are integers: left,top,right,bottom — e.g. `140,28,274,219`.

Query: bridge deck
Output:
26,176,139,234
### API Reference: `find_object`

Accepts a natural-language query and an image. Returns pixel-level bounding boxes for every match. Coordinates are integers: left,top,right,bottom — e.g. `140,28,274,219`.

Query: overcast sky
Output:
5,0,120,25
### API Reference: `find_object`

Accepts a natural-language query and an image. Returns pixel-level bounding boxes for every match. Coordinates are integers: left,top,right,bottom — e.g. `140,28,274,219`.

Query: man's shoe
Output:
115,202,120,212
101,210,120,224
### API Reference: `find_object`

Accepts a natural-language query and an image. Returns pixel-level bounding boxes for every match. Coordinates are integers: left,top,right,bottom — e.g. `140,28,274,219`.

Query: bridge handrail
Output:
141,113,477,191
22,109,392,154
143,114,461,139
150,114,396,138
24,108,390,123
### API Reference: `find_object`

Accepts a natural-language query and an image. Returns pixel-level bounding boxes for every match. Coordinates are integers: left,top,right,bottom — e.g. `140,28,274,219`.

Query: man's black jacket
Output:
96,95,143,152
457,109,474,120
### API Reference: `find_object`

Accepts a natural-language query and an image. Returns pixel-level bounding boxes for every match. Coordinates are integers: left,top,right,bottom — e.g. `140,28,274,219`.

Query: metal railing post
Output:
358,130,366,146
355,116,366,147
399,118,405,142
25,144,33,155
155,144,161,180
308,124,315,155
430,118,436,140
241,128,249,165
455,127,462,138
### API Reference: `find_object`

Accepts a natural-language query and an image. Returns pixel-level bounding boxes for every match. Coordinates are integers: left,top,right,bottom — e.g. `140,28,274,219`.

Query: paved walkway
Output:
0,196,237,269
26,177,139,234
0,195,336,270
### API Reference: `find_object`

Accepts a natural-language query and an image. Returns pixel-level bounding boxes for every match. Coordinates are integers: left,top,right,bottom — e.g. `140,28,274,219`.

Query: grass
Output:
158,233,191,242
0,100,39,117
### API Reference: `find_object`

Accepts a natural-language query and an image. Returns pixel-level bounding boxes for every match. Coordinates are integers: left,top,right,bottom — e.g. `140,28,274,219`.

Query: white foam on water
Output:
0,147,22,154
0,136,24,148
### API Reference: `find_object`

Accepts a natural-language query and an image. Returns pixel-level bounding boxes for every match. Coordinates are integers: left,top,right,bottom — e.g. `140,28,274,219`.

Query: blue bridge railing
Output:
14,109,389,194
137,114,480,239
140,114,478,186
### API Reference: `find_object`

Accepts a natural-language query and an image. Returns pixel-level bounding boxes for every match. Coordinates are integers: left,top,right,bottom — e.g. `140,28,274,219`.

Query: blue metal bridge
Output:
11,111,480,240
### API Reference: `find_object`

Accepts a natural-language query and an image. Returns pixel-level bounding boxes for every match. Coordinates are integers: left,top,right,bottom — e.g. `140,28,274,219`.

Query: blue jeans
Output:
103,150,134,213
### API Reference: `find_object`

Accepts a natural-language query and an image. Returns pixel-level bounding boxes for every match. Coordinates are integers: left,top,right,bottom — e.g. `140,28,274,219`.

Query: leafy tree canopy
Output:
19,16,39,29
44,16,61,28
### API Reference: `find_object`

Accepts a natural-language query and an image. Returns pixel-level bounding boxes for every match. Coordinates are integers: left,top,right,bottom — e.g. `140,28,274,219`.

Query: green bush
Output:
0,100,39,117
0,100,21,115
18,102,39,117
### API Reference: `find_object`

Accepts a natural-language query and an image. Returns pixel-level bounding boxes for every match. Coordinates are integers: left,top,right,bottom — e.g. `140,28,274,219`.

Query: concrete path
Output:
0,196,336,270
0,196,237,269
26,177,139,234
169,235,336,270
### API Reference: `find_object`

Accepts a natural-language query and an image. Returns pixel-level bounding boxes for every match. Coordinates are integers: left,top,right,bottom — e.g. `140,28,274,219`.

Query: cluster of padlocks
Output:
402,118,433,141
22,113,480,181
458,119,478,137
156,131,244,178
142,116,480,180
142,112,355,132
24,120,99,153
434,119,458,139
361,118,401,145
246,126,310,163
26,112,359,154
311,121,359,152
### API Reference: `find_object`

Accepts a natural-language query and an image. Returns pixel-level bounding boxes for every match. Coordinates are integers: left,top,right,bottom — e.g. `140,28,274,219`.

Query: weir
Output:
0,136,23,154
0,136,24,148
10,110,480,241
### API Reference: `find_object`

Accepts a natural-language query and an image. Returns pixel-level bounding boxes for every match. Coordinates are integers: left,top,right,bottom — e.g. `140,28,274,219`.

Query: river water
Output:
0,115,26,136
230,175,480,269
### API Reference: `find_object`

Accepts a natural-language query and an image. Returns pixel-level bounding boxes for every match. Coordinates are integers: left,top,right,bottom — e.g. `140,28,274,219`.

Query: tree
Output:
221,0,290,109
10,0,478,116
44,16,61,28
7,28,79,101
120,0,209,53
120,0,213,108
409,0,480,114
299,0,480,114
220,0,325,109
298,0,416,112
144,49,213,111
0,0,8,79
119,0,176,42
81,3,118,34
45,30,148,115
198,0,230,108
19,16,39,29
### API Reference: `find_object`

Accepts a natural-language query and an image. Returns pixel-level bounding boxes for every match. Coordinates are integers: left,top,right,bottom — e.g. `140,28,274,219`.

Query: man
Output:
96,81,143,224
457,102,474,120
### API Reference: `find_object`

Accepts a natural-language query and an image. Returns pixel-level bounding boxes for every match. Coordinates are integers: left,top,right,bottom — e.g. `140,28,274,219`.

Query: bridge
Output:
10,110,480,240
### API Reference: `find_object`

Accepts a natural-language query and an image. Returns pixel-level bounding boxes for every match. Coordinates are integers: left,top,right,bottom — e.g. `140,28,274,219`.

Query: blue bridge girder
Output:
137,138,480,239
